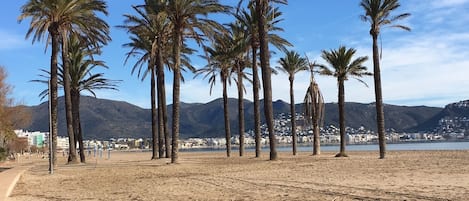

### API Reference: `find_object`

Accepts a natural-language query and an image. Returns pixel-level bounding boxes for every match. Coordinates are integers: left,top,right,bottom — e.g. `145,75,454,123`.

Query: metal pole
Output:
48,80,53,175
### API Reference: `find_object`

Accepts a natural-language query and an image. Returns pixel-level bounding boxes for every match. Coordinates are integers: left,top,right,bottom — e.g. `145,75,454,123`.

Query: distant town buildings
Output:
14,108,469,151
14,130,70,150
14,130,46,148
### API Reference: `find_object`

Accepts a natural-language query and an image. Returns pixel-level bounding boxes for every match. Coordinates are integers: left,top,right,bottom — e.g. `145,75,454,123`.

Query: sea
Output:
181,141,469,152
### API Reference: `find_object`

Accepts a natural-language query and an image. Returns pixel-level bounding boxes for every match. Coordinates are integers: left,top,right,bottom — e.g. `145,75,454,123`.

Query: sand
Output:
5,150,469,201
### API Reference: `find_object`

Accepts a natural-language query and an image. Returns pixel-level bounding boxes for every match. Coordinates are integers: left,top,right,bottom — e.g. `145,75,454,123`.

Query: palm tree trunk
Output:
237,65,245,157
61,35,78,164
256,0,277,160
49,26,59,168
157,80,165,158
156,46,165,159
156,44,165,158
71,89,85,163
336,79,347,157
161,78,170,159
223,77,231,157
289,77,297,155
312,85,320,155
171,66,180,164
372,33,386,159
171,29,182,164
76,105,85,163
252,46,261,158
151,69,158,160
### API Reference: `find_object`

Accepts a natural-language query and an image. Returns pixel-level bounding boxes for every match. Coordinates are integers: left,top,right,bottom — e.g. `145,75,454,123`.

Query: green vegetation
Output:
0,147,7,161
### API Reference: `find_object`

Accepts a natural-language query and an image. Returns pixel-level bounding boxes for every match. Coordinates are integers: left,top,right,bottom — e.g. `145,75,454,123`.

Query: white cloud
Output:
0,30,27,50
349,31,469,107
430,0,469,8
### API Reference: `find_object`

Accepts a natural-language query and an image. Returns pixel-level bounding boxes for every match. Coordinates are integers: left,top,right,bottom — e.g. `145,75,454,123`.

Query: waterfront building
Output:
14,130,47,148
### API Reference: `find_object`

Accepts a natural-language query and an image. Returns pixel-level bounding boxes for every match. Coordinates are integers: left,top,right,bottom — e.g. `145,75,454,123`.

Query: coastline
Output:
6,150,469,201
176,140,469,152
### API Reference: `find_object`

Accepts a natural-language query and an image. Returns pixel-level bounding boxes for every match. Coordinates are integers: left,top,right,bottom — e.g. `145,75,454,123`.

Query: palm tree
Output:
226,22,251,157
19,0,110,165
196,33,235,157
67,37,119,163
121,5,197,159
360,0,411,159
32,36,119,163
304,59,325,156
237,0,290,158
120,1,172,160
166,0,229,163
121,31,159,159
317,46,371,157
276,50,308,155
19,0,60,167
255,0,288,160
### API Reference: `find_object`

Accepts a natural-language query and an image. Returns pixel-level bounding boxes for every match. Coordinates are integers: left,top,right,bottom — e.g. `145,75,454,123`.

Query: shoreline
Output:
170,140,469,152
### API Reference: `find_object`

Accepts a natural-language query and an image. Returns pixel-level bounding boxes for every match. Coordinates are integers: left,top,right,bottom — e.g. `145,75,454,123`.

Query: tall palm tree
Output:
304,59,325,156
120,1,172,160
360,0,411,159
60,0,109,164
237,0,290,158
196,33,235,157
276,50,308,155
19,0,60,167
67,37,119,163
226,22,251,157
234,6,263,158
255,0,288,160
19,0,110,165
121,7,196,159
317,46,371,157
121,30,159,159
32,37,119,163
166,0,229,163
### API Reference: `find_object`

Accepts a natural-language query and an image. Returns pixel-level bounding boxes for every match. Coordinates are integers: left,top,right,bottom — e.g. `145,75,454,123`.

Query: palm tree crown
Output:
19,0,110,50
276,51,308,79
319,46,371,84
360,0,411,36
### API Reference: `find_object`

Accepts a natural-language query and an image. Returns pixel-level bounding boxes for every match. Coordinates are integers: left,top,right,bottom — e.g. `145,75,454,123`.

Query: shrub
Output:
0,147,7,161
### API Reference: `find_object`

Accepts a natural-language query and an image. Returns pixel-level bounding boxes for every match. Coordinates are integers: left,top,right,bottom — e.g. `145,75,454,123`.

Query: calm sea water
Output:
182,141,469,152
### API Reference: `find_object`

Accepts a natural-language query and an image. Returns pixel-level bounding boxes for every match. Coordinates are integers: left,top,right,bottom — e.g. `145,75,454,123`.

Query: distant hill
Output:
26,96,151,140
24,96,458,140
321,102,442,132
411,100,469,132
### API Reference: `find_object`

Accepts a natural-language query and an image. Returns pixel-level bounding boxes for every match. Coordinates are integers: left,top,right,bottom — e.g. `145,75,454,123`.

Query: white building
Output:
57,136,69,150
14,130,47,148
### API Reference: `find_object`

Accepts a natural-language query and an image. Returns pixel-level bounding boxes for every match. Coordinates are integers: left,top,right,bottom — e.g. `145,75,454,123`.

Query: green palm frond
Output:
319,46,371,85
31,36,119,100
360,0,411,34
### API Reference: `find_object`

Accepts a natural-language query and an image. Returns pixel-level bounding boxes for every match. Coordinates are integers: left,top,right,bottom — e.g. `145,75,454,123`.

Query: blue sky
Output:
1,0,469,109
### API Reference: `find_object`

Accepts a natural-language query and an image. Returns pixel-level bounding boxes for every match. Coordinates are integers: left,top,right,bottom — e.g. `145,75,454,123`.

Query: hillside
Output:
24,96,447,140
411,100,469,132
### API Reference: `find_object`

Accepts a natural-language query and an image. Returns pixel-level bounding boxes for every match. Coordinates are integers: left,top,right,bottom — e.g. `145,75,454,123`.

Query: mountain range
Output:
22,96,468,140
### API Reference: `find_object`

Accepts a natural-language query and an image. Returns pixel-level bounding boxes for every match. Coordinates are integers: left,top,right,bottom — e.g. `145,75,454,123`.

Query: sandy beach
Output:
4,150,469,201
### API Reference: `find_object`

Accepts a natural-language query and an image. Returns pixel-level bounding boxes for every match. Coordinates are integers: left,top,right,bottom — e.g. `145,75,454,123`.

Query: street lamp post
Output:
48,80,53,175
